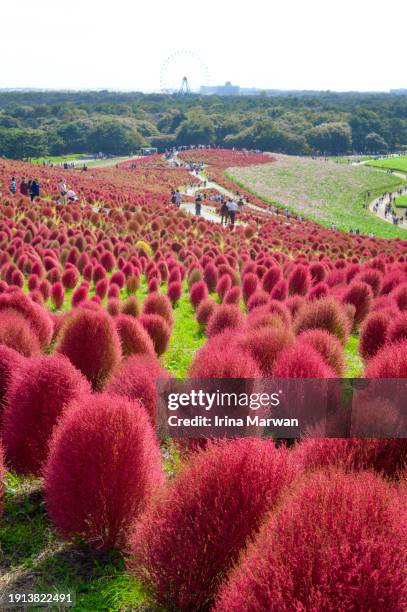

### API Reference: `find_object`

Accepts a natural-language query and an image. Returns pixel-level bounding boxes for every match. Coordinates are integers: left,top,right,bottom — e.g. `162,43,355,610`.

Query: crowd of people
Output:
0,177,42,202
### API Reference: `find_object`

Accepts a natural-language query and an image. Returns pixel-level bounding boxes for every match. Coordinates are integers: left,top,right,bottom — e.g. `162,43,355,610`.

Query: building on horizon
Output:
200,81,240,96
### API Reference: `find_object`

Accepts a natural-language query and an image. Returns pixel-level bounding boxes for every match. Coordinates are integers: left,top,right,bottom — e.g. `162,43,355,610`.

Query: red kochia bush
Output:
61,267,79,290
293,438,407,479
387,312,407,344
0,309,41,357
297,329,345,376
0,292,53,347
365,340,407,377
0,345,24,420
262,266,281,293
56,309,122,390
0,445,4,516
288,264,310,296
294,296,350,345
214,470,407,612
121,296,141,318
203,263,218,293
242,273,258,304
2,355,90,476
190,280,208,310
106,354,170,428
167,281,182,305
51,282,65,310
342,281,373,327
196,298,216,328
139,314,171,357
143,293,174,327
189,334,260,378
359,310,392,361
115,314,155,358
128,439,297,611
238,326,295,377
273,342,335,378
45,394,164,551
206,304,245,337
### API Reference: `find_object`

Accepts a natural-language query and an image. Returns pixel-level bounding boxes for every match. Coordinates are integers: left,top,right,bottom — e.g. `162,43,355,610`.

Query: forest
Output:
0,90,406,159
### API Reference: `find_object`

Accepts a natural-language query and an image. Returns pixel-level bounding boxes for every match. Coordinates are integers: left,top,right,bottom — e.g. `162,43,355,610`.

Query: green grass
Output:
344,335,364,378
395,194,407,208
227,155,407,238
367,155,407,174
31,154,86,164
0,474,148,611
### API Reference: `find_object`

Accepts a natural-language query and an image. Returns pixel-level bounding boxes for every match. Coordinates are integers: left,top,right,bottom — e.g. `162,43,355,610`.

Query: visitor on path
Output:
227,199,238,227
20,178,29,197
174,189,181,208
29,179,40,202
195,193,202,216
220,201,229,226
170,190,176,205
9,177,17,195
58,180,68,204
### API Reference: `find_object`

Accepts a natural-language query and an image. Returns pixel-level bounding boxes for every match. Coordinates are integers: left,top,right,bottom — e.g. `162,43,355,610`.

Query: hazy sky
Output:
1,0,406,92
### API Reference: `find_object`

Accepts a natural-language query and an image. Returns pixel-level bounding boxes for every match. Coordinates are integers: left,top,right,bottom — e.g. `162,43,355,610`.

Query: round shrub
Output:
214,470,406,612
297,329,345,376
270,279,288,301
51,282,65,310
189,335,260,378
262,266,282,293
224,285,242,305
365,340,407,377
128,439,297,611
242,273,258,304
115,314,155,359
167,281,182,305
139,314,171,357
342,281,373,327
56,309,122,390
121,295,141,318
359,310,392,361
247,290,269,312
0,345,25,420
71,284,88,308
196,298,217,328
190,280,208,310
216,274,232,301
0,292,53,347
45,393,164,551
293,438,407,479
143,293,174,327
238,326,295,377
61,267,79,290
106,354,170,428
2,355,90,475
206,304,245,338
293,296,350,345
387,312,407,344
95,278,108,300
0,309,41,357
107,298,121,317
203,263,218,293
288,264,310,296
273,342,335,378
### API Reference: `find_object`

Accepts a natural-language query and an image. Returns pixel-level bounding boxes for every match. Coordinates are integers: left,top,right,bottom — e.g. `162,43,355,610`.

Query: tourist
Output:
227,199,238,227
66,189,78,202
174,189,181,208
9,177,17,195
29,179,41,202
195,193,202,216
220,201,228,226
19,178,29,197
58,180,68,204
170,190,176,205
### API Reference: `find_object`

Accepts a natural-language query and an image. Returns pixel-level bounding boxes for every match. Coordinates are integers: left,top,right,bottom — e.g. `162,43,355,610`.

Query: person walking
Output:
174,189,181,208
195,193,202,216
29,179,40,202
58,180,68,204
227,199,238,227
9,177,17,195
19,178,29,197
220,200,228,226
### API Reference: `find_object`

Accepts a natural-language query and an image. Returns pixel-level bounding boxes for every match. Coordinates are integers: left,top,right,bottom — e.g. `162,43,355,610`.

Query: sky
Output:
0,0,406,92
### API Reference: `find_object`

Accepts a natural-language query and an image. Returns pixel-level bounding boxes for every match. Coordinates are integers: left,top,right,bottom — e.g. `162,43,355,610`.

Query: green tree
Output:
306,122,352,154
175,114,215,145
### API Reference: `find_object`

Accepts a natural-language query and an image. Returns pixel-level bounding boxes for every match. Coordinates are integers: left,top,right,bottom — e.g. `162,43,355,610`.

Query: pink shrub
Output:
2,355,90,475
216,274,232,301
106,354,170,427
0,292,53,347
143,293,174,327
247,290,269,312
365,340,407,377
387,313,407,344
95,278,108,300
121,296,141,318
238,326,295,377
0,309,41,357
273,342,335,377
139,314,171,357
0,345,25,420
51,282,65,310
107,298,121,317
342,281,373,327
196,298,217,328
71,284,89,308
242,273,258,304
128,439,297,610
294,438,407,479
293,297,350,345
110,271,125,289
297,329,345,376
45,393,164,550
288,264,310,296
190,280,208,310
262,266,282,293
214,470,406,612
189,335,260,378
206,304,245,338
115,314,155,358
167,281,182,305
108,284,120,299
61,267,79,290
360,310,392,361
56,309,122,390
203,263,218,292
224,285,241,305
270,279,288,301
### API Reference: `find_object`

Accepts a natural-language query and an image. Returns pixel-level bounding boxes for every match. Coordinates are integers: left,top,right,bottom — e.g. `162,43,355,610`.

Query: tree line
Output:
0,90,406,159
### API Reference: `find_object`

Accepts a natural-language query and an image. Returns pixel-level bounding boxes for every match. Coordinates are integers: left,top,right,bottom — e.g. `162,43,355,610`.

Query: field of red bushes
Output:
0,149,406,610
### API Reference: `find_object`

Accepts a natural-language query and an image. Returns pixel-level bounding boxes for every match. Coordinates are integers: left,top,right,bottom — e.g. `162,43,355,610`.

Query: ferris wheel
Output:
160,51,210,94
